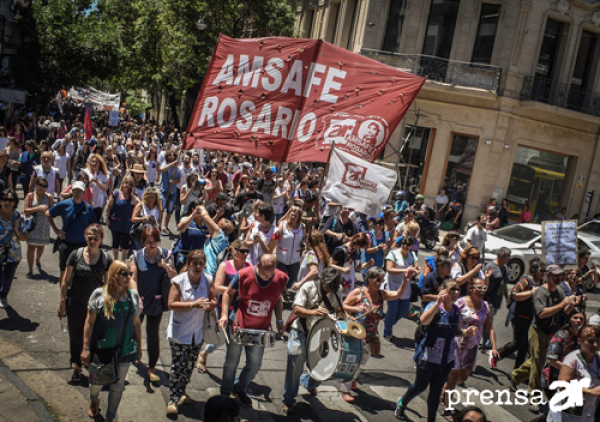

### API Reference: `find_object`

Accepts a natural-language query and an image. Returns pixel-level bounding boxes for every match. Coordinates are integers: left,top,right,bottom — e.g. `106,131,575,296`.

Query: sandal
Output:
197,351,207,373
166,402,178,415
88,400,100,418
342,392,354,403
71,368,81,383
443,410,453,422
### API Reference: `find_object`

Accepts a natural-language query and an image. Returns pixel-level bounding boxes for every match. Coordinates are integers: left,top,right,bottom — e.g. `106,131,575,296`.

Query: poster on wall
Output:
541,220,577,266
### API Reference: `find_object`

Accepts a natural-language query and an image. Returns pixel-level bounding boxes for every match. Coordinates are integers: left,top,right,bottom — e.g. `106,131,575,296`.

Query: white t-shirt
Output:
465,225,487,251
145,159,158,183
435,195,449,207
53,152,70,179
247,222,278,266
272,186,286,214
32,165,59,194
177,165,194,189
384,249,416,300
84,168,110,208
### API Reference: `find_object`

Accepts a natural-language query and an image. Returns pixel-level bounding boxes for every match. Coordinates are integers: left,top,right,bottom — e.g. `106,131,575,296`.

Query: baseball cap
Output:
72,181,86,192
44,120,50,125
546,265,563,275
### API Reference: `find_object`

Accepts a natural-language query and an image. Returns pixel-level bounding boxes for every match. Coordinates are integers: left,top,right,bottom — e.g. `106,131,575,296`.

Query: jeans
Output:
283,329,321,405
161,190,177,215
221,339,265,395
400,363,453,422
512,326,551,393
383,299,410,338
276,261,301,289
497,323,530,370
0,262,19,299
90,362,131,420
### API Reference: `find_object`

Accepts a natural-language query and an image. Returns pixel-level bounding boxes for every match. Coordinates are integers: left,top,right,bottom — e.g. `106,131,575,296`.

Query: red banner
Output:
84,105,93,141
186,35,425,163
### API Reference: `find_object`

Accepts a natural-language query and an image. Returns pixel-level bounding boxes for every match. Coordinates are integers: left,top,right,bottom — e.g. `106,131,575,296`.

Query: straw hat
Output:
130,164,146,174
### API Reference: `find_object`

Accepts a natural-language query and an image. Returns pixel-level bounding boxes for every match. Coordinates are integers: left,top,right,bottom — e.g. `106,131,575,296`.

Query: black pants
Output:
498,325,530,370
139,313,163,369
93,207,103,223
174,187,181,224
67,298,88,367
401,363,453,422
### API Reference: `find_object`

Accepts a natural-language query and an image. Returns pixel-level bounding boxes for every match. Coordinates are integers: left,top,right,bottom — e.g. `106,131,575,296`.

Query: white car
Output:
473,223,600,282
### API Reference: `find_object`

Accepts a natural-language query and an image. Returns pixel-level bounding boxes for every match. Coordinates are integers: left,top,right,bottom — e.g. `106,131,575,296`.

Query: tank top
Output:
134,247,170,315
142,204,160,228
358,287,384,343
109,190,135,233
236,266,287,330
276,220,304,265
217,260,251,320
145,159,158,183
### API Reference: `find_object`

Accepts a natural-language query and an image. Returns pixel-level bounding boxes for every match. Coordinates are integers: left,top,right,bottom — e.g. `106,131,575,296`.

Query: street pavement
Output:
0,192,596,421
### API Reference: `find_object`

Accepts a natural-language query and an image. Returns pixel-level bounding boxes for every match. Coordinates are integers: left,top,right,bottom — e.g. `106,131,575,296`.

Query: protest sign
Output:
185,35,425,163
321,147,397,217
108,111,119,126
541,220,577,266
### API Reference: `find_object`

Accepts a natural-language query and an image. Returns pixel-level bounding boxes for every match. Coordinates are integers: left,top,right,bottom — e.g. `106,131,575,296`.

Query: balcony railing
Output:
361,49,502,94
520,76,600,117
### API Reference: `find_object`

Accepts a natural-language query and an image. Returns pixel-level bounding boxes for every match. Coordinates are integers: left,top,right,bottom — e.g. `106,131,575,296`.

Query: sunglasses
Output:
449,287,460,292
468,255,479,260
0,197,15,202
235,248,250,254
37,183,48,188
118,270,133,278
86,236,100,242
248,183,257,186
472,286,487,291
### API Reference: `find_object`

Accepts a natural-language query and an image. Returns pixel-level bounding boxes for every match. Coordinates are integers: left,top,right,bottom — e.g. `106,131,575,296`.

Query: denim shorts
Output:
161,190,177,214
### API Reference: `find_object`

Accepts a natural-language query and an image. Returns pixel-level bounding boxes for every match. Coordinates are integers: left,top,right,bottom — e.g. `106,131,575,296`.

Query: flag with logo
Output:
321,147,397,217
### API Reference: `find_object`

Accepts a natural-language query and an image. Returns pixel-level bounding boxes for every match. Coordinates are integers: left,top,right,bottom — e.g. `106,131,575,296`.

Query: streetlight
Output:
196,17,206,31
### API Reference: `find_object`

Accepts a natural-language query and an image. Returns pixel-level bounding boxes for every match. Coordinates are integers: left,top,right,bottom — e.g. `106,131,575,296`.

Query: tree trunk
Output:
182,80,202,131
168,91,180,130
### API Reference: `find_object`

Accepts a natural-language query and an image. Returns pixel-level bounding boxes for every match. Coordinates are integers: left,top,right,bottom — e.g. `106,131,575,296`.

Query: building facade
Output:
293,0,600,225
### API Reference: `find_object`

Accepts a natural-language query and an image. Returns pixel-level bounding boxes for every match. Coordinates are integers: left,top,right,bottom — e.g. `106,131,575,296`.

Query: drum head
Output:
306,318,341,382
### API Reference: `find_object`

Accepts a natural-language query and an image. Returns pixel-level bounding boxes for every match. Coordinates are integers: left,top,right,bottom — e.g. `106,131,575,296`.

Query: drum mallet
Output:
220,326,230,345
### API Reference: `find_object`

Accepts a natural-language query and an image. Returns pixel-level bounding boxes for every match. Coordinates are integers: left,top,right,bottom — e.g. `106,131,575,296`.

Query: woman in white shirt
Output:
53,143,70,191
84,154,110,222
144,147,159,185
165,250,216,415
131,187,162,252
276,206,305,299
272,177,287,223
383,236,420,340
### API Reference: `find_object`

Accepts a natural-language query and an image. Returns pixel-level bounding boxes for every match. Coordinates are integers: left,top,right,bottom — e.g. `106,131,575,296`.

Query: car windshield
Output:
591,240,600,249
491,225,541,244
579,222,600,237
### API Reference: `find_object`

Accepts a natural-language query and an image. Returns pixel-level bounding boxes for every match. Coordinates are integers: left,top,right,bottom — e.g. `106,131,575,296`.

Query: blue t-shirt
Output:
394,200,409,219
204,230,229,277
49,199,97,244
176,221,209,267
415,302,460,371
160,166,181,196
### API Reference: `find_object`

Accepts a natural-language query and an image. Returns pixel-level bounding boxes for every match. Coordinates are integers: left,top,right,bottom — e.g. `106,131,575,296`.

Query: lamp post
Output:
196,17,206,31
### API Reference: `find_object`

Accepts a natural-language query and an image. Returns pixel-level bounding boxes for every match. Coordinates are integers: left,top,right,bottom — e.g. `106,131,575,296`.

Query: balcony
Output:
520,76,600,118
360,49,502,94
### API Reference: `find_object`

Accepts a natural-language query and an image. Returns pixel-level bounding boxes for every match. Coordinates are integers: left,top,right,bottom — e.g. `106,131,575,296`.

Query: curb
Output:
0,360,54,422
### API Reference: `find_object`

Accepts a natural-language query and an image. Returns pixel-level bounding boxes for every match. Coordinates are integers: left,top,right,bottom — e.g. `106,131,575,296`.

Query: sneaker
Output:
395,398,407,420
26,272,34,278
166,402,178,415
406,307,420,318
489,351,498,369
283,404,295,414
233,391,253,408
0,298,8,308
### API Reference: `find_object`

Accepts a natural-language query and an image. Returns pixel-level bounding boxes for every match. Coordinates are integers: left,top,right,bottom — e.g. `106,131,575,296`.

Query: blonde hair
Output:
87,154,108,175
142,187,162,212
282,206,302,228
103,260,128,319
404,221,420,236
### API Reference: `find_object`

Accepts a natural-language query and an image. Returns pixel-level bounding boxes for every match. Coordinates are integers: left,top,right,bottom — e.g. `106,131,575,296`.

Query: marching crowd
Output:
0,105,599,422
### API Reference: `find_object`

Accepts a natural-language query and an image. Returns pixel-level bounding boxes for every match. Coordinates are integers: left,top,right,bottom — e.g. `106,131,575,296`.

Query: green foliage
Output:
125,90,151,117
12,0,296,108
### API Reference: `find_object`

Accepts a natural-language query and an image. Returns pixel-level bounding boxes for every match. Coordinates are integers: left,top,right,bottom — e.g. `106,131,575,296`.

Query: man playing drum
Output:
219,254,287,408
282,267,345,414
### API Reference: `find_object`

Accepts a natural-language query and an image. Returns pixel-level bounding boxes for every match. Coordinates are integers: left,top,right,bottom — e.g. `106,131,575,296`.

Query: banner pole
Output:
308,142,336,237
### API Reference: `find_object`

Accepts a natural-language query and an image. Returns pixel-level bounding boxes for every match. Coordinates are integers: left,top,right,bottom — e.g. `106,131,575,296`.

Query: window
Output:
471,4,501,64
422,0,461,59
571,30,598,90
443,133,479,205
325,2,341,44
346,0,360,50
382,0,407,52
505,146,572,223
536,18,565,80
304,9,315,38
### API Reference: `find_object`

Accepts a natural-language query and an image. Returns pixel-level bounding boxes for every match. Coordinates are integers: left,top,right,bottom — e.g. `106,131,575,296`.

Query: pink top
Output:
518,210,531,224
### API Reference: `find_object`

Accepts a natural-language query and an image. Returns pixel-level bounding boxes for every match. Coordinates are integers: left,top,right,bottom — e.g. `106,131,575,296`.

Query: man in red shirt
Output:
219,254,287,408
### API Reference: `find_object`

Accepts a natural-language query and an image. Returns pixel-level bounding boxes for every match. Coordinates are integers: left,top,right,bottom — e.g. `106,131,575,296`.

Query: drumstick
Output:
354,306,380,321
220,325,230,345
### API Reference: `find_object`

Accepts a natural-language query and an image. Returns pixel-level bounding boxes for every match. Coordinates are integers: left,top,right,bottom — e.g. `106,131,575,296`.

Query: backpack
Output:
68,247,109,286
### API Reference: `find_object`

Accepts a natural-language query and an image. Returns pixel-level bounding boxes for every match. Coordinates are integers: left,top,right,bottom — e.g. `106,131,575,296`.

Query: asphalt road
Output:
1,194,597,422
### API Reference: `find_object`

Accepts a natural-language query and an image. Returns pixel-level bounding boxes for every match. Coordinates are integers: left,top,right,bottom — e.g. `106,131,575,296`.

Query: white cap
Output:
241,162,252,169
44,120,51,125
72,181,86,192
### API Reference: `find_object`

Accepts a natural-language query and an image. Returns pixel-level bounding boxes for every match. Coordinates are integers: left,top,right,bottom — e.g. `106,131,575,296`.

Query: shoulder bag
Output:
129,206,145,242
23,195,36,233
202,273,224,347
89,290,133,386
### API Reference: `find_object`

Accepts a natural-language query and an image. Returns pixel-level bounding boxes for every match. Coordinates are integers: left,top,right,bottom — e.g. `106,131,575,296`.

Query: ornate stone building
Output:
293,0,600,225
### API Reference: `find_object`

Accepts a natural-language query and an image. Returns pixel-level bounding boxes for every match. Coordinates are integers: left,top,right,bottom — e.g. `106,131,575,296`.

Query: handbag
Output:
53,204,87,254
23,194,36,233
203,308,224,347
409,279,420,303
89,291,133,386
130,206,145,242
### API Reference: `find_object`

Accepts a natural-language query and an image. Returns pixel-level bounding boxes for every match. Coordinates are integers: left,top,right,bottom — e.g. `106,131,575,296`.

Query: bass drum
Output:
306,318,365,383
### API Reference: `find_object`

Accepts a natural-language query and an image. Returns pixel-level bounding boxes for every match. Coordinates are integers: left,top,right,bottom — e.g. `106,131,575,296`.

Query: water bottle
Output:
60,314,68,332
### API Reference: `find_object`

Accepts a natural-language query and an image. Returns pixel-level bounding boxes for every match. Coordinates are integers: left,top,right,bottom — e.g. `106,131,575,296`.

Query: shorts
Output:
111,230,131,250
59,240,87,271
161,190,177,215
453,346,478,372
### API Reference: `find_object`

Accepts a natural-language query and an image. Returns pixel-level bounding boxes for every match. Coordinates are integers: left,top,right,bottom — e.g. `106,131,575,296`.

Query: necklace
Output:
143,247,160,264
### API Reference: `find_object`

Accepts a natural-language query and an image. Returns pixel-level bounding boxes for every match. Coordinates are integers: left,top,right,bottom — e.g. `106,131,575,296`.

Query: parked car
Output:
461,223,600,283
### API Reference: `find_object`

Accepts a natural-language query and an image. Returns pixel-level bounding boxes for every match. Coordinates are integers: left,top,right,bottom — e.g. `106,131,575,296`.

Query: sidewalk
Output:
0,360,53,422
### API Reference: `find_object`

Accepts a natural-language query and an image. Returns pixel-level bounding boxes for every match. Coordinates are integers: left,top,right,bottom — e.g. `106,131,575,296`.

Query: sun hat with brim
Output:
130,164,146,174
72,181,86,192
546,265,563,275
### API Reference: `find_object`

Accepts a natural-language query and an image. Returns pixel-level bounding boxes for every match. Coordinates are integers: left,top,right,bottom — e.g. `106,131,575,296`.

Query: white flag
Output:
321,148,397,217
